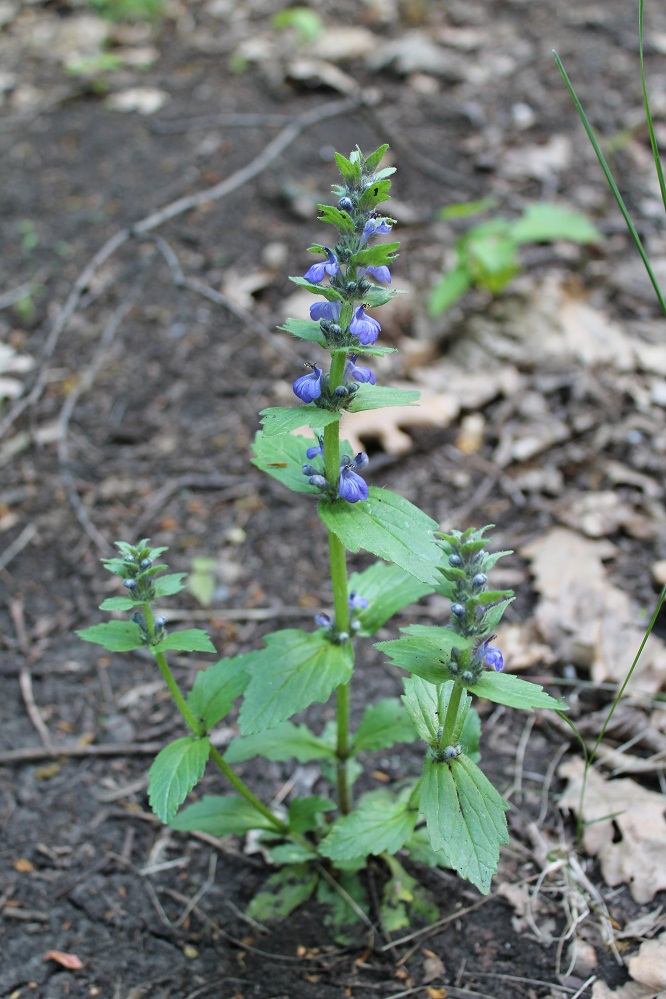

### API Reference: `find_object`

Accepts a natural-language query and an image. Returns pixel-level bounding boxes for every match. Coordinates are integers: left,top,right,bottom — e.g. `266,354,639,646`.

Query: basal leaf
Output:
319,791,418,862
351,698,418,752
349,560,433,636
377,626,474,684
348,384,420,413
381,855,438,932
247,864,319,924
170,794,277,834
225,721,336,763
511,203,601,244
420,755,509,895
148,736,210,824
259,405,340,436
317,871,368,944
319,487,442,585
151,629,216,654
187,655,249,730
278,317,328,346
288,795,336,835
75,620,145,652
469,671,566,711
238,629,353,735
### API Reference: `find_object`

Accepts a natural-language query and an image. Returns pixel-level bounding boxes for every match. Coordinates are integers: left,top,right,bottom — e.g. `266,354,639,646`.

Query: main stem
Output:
324,348,353,815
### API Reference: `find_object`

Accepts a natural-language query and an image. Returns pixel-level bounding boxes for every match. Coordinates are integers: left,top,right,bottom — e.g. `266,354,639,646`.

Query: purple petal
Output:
338,467,368,503
483,643,504,672
293,365,323,403
360,265,392,284
310,300,342,322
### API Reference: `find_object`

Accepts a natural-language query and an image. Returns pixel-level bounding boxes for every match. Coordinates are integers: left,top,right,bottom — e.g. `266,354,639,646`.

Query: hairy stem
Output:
441,682,463,747
323,348,354,814
209,746,289,834
144,603,202,737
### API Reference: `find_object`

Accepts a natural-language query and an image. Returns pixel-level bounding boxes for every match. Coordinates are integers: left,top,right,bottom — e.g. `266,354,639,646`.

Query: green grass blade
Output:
639,0,666,213
553,50,666,316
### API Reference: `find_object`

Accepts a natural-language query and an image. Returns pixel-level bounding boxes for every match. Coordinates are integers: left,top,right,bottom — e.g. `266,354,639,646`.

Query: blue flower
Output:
349,305,381,346
306,436,324,460
304,248,339,283
348,591,368,610
359,265,392,284
310,300,342,322
360,218,393,245
293,363,323,403
481,639,504,672
338,452,369,503
315,612,332,628
344,354,376,385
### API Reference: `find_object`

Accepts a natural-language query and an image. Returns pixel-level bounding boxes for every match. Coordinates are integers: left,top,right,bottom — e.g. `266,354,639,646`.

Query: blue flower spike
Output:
304,248,339,283
293,362,324,403
349,305,381,346
338,452,369,503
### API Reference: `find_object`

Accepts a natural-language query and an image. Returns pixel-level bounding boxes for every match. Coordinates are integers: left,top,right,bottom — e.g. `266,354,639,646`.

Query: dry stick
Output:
0,740,165,766
0,94,364,442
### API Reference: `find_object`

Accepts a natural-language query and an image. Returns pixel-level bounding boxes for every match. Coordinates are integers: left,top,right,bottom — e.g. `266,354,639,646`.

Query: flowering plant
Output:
78,146,565,933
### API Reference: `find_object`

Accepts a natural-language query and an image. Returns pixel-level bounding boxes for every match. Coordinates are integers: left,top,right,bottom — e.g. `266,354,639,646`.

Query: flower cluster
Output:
292,354,375,409
302,450,369,503
436,527,513,685
315,590,368,643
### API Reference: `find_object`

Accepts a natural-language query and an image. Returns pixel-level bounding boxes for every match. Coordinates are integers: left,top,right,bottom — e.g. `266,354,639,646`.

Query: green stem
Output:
323,348,354,814
209,746,289,834
144,603,202,737
441,682,463,746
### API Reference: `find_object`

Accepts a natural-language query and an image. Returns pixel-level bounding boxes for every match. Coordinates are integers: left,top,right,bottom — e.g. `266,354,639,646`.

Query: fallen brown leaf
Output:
43,951,84,970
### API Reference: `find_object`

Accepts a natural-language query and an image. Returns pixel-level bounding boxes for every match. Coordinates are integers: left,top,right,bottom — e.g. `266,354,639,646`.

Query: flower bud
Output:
154,616,167,628
123,578,137,590
451,603,465,617
139,558,153,569
461,670,475,684
472,573,488,588
448,554,462,566
339,196,354,211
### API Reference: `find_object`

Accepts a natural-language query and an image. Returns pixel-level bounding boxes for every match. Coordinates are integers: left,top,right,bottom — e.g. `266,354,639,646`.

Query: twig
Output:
0,94,364,440
0,522,37,572
18,664,54,753
0,740,164,765
151,111,292,134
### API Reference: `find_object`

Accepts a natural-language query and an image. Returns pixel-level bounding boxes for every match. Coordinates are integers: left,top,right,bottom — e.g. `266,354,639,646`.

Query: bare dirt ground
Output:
1,1,666,997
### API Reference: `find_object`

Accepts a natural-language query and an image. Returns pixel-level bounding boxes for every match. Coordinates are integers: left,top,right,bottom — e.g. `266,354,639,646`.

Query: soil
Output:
1,1,665,997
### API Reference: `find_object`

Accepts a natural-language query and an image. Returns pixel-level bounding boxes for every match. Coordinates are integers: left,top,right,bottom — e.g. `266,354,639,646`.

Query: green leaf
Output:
151,629,216,654
406,824,452,869
278,317,328,346
265,842,317,864
187,655,249,730
238,629,353,735
288,795,336,835
148,736,211,824
352,343,397,357
334,151,362,185
351,241,400,268
460,707,481,762
377,625,474,684
348,384,419,413
247,863,319,923
428,265,472,316
170,794,277,834
98,595,139,611
469,671,567,711
76,620,145,652
349,561,434,637
362,143,390,173
381,854,438,932
289,276,343,301
352,698,418,752
438,196,496,220
271,7,324,42
225,721,336,763
358,178,392,210
360,285,400,309
259,405,340,436
319,487,442,586
153,572,187,597
317,204,355,233
319,791,418,862
420,754,509,894
510,203,601,244
317,871,368,944
475,597,514,632
251,431,321,494
462,223,519,293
